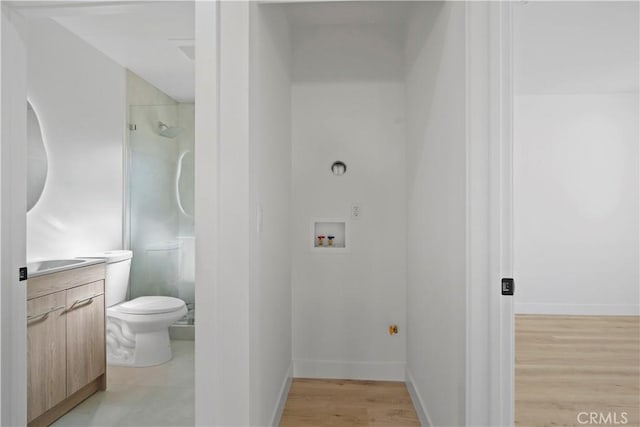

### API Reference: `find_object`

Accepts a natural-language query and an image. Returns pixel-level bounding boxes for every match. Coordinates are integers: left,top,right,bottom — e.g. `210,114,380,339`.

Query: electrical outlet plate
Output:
351,204,361,220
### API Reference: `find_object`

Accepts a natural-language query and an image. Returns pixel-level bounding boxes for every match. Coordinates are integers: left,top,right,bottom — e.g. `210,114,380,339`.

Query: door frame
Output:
490,3,515,424
465,2,514,426
0,4,28,426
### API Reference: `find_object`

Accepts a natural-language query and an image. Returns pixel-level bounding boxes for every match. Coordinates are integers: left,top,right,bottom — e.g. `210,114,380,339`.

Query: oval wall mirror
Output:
27,102,48,212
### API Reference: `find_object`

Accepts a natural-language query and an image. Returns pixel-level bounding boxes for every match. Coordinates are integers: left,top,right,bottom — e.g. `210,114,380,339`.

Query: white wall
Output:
405,2,467,425
290,16,407,381
193,1,219,424
209,2,251,424
291,25,405,82
249,4,293,425
514,1,640,315
27,18,125,260
514,94,639,315
196,3,291,424
513,2,638,95
291,81,407,380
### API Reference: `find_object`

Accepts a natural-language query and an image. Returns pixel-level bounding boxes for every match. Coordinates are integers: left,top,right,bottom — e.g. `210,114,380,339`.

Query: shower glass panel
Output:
128,104,195,325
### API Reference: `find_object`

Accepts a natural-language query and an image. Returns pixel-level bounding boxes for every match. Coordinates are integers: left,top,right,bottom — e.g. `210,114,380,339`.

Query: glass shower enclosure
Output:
127,104,195,325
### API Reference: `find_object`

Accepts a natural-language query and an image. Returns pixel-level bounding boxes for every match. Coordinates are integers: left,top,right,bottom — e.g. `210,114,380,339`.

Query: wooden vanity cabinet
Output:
27,264,106,427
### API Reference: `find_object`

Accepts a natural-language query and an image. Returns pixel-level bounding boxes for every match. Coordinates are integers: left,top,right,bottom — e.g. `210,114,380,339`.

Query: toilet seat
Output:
117,296,185,315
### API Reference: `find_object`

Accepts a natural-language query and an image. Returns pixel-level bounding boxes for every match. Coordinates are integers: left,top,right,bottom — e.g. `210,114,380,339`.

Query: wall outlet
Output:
351,204,361,220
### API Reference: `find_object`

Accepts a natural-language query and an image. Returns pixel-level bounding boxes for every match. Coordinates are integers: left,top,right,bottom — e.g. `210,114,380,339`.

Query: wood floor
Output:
279,316,638,426
516,315,640,427
280,379,420,426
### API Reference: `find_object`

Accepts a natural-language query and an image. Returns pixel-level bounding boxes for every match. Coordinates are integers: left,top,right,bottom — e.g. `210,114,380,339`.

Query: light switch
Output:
257,204,263,233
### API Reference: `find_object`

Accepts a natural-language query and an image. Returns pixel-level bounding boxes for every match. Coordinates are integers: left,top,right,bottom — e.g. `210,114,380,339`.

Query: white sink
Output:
27,258,104,278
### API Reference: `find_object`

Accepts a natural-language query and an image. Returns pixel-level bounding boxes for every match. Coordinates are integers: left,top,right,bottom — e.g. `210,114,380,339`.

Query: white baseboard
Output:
293,359,405,381
271,363,293,427
515,303,639,316
406,368,432,427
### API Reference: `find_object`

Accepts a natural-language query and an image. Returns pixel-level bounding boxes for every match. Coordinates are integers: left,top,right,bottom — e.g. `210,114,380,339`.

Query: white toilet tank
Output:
83,250,133,308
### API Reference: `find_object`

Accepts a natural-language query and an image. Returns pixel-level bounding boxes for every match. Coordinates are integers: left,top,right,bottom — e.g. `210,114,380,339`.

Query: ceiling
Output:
15,1,636,99
514,1,639,95
284,2,416,82
15,1,195,102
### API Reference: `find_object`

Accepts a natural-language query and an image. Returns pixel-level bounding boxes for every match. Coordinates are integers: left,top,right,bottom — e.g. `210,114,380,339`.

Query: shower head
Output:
158,121,183,139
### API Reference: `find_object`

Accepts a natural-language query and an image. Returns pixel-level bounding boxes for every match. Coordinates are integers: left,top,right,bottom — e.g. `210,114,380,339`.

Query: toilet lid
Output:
118,296,185,315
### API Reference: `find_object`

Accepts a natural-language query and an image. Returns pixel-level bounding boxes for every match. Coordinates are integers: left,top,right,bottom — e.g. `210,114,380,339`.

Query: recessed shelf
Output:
313,220,347,251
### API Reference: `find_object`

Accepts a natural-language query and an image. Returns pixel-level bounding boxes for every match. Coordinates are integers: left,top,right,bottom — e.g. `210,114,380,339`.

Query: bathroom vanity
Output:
26,260,106,426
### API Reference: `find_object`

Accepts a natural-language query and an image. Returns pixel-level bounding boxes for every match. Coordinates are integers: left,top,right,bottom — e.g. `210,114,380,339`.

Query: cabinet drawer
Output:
66,280,104,304
28,263,105,300
27,291,67,423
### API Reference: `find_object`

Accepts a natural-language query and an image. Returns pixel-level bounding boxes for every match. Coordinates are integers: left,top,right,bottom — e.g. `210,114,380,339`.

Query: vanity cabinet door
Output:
27,291,67,423
65,281,105,396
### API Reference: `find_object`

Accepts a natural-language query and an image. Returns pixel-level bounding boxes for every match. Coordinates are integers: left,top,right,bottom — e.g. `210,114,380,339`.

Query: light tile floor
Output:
53,340,194,427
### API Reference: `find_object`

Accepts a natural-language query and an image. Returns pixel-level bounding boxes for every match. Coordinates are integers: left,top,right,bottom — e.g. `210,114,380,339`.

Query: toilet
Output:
82,250,187,367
